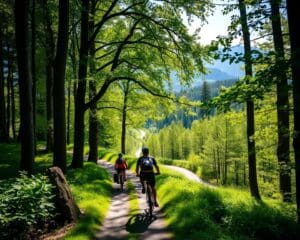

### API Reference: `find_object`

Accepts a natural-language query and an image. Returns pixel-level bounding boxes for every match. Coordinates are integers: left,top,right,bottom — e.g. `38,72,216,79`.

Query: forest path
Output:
95,160,173,240
164,165,215,188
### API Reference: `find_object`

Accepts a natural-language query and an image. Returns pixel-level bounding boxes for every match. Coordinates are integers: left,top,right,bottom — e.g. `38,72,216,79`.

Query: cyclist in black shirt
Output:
136,147,160,207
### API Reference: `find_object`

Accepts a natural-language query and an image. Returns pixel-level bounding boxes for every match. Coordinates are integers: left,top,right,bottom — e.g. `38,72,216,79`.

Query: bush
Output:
0,172,55,238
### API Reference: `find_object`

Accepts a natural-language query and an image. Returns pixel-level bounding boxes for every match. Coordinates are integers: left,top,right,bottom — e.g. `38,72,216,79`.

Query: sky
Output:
200,9,232,45
184,5,240,46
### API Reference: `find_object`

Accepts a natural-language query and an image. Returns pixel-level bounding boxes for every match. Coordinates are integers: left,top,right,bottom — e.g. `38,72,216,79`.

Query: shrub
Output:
0,172,55,238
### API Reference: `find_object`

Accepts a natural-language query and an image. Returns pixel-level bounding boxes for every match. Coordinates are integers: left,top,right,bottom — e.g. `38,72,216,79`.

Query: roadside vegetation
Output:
0,144,112,239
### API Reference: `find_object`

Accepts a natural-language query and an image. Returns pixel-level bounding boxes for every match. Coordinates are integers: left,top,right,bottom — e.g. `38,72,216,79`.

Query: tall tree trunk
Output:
121,97,128,154
224,119,228,184
43,0,54,152
88,0,98,163
235,161,239,186
121,81,129,154
46,62,54,152
217,149,221,184
31,0,37,154
270,0,291,202
88,80,98,163
0,32,7,142
6,44,12,141
286,0,300,222
53,0,69,173
67,9,79,145
243,162,246,185
214,150,219,183
15,0,35,174
238,0,260,199
6,73,11,141
72,0,89,168
67,75,71,145
11,72,16,140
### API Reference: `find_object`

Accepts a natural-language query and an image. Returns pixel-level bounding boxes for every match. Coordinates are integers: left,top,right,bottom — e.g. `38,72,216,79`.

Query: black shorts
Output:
117,169,125,174
140,172,155,187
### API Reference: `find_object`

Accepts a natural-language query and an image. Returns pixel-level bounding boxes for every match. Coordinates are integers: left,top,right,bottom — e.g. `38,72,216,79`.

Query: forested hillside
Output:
148,77,239,128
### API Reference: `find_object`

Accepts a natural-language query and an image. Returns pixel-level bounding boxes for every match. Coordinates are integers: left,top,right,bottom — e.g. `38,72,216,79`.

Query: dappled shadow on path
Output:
126,213,156,233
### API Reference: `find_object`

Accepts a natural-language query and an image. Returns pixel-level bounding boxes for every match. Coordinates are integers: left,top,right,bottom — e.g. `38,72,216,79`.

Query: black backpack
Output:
141,157,154,171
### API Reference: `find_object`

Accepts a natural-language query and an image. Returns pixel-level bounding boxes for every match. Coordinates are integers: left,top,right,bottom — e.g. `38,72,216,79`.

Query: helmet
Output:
118,153,123,157
142,147,149,154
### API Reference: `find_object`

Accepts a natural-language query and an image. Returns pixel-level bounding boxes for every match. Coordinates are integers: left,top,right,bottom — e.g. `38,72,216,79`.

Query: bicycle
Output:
114,169,126,191
140,172,159,217
144,179,155,217
118,171,125,191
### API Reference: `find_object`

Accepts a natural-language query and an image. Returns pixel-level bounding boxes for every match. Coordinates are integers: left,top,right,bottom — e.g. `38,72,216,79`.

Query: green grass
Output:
158,158,198,173
156,171,299,240
64,162,112,239
0,143,74,179
0,143,21,179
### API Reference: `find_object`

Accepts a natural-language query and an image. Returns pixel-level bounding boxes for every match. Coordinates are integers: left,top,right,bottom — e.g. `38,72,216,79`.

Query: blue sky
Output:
184,5,240,46
200,8,232,45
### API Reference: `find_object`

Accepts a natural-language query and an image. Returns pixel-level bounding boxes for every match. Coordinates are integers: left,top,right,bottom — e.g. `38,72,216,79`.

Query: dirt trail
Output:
164,165,215,188
96,160,173,240
95,160,129,239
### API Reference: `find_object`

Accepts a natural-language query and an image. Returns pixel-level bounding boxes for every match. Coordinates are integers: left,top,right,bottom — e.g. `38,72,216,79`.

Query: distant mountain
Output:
206,45,245,78
198,67,238,81
172,67,239,92
172,45,247,92
206,61,244,79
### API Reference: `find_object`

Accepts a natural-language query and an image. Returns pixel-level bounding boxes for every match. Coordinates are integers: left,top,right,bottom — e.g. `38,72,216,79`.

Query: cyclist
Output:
115,153,128,181
136,147,160,207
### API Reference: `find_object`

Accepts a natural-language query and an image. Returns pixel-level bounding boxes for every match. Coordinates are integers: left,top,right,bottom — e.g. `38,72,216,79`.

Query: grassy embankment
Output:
99,149,299,240
0,143,112,240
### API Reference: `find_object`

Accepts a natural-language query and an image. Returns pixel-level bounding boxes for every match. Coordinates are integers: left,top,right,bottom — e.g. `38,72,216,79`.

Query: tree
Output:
270,0,291,202
41,0,55,152
120,81,130,154
71,0,89,168
0,26,7,142
71,0,209,168
286,0,300,222
31,0,37,153
238,0,260,200
88,0,98,163
15,0,35,174
0,0,13,142
5,43,14,142
201,80,212,117
53,0,69,173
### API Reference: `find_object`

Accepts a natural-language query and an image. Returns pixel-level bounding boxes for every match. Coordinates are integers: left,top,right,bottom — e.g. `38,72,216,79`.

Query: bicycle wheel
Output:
146,183,154,216
119,174,124,191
